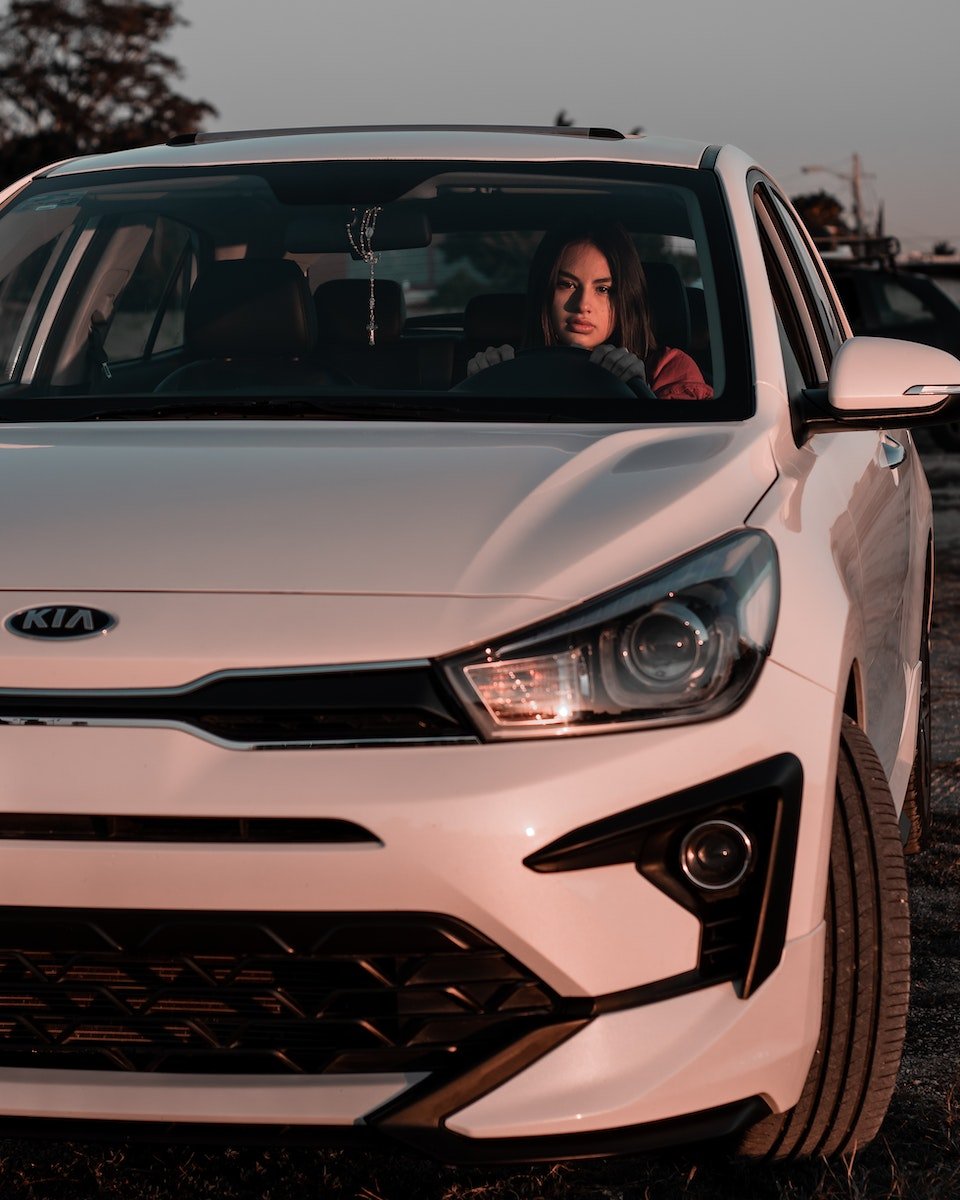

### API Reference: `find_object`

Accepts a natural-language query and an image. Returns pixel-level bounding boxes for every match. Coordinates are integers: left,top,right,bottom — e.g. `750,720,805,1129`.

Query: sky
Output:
166,0,960,255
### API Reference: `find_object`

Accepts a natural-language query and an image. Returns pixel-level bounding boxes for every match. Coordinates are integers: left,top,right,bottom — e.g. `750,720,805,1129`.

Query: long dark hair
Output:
522,222,657,357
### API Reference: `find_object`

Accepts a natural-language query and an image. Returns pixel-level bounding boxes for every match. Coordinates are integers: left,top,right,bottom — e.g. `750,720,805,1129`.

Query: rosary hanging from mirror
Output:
347,206,382,346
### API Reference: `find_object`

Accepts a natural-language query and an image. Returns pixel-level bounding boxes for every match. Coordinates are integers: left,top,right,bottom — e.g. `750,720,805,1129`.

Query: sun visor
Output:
284,207,431,254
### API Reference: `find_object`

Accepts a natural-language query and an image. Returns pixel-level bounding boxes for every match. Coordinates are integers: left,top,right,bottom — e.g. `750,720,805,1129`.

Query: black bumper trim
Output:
365,997,769,1163
368,1019,588,1152
524,753,803,999
382,1096,771,1164
0,1097,771,1163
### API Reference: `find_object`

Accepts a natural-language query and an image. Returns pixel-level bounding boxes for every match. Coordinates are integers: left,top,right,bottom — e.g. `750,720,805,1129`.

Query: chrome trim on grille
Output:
0,659,477,748
0,659,435,701
0,716,478,751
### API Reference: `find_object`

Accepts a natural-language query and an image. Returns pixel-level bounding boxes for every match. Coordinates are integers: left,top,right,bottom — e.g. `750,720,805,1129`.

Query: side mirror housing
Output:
794,336,960,442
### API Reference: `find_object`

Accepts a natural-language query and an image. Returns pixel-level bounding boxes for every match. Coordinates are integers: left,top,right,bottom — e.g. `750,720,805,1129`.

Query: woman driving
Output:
467,222,712,400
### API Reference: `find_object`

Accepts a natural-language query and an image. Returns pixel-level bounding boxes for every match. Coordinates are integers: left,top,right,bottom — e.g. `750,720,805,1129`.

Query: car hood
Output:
0,420,776,670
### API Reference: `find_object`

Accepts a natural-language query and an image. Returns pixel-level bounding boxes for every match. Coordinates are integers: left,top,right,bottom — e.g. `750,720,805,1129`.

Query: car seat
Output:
313,279,454,389
642,262,692,353
155,258,339,392
453,293,527,381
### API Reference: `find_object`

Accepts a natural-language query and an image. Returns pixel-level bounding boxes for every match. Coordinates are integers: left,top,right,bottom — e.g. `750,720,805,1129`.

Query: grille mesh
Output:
0,909,557,1074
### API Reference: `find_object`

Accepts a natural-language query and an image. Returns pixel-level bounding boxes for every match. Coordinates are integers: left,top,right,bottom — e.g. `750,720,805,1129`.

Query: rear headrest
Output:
314,279,405,344
643,261,691,352
186,259,316,358
463,293,527,347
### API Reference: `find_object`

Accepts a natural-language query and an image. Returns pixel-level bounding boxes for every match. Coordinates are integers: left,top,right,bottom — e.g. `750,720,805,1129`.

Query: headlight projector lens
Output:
680,819,753,891
621,601,707,687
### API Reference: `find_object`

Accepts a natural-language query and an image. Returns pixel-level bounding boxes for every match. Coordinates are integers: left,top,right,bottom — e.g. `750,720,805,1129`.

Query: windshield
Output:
0,159,750,423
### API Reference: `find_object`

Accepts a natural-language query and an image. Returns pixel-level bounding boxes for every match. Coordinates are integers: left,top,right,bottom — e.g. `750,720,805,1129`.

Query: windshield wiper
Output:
75,396,407,421
0,391,646,424
3,394,486,423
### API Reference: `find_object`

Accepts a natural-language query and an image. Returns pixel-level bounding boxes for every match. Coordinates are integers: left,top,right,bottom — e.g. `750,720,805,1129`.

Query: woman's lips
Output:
565,321,594,334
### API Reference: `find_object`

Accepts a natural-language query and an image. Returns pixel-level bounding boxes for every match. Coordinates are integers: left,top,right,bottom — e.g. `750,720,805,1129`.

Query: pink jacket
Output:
649,347,713,400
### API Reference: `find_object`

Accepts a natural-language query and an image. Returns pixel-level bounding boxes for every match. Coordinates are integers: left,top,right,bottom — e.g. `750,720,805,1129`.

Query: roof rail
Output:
166,124,630,148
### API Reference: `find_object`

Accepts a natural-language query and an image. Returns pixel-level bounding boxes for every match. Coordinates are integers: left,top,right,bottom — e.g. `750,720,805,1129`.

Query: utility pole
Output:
801,154,874,237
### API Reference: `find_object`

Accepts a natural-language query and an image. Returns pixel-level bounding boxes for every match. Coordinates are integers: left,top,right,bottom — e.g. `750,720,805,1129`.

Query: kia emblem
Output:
5,605,117,640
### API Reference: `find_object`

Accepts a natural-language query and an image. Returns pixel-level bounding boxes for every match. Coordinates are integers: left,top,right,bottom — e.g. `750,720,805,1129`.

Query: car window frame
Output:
2,159,755,421
751,177,850,383
763,186,846,359
752,181,824,391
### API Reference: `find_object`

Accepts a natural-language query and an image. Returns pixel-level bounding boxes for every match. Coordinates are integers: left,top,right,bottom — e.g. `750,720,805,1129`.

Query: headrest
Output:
464,293,527,347
186,259,317,358
643,261,691,352
314,279,405,344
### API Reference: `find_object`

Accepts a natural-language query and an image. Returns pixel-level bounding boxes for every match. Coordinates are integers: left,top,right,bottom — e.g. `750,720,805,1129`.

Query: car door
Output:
752,179,916,774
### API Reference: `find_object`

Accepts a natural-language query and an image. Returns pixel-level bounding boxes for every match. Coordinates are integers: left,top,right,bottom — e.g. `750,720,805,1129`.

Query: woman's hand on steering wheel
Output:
589,344,648,385
467,344,516,376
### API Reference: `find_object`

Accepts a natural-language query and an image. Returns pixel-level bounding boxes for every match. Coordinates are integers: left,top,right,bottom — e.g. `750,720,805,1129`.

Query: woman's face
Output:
550,241,616,349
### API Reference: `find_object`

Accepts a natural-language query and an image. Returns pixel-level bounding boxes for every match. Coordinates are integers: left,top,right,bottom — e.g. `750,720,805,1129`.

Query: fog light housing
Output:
680,820,753,891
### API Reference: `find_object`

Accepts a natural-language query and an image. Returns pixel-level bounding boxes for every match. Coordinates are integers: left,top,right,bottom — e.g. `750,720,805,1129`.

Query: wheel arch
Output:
842,662,862,725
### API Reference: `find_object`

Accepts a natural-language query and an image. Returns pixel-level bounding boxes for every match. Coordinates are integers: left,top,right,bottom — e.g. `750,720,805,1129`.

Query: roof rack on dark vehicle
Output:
814,233,901,267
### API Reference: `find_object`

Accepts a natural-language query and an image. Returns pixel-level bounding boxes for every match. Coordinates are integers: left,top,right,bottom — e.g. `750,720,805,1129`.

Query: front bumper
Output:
0,928,822,1161
0,657,838,1153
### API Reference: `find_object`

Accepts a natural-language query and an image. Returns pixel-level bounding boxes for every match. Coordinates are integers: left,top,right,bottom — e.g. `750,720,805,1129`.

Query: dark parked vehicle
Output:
822,245,960,450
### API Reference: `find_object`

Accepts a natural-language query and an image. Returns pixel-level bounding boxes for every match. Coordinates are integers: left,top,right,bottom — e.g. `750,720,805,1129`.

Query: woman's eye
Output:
597,285,612,295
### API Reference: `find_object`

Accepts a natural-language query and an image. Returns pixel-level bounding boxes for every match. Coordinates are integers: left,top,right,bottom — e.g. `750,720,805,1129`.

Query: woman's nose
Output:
567,287,588,312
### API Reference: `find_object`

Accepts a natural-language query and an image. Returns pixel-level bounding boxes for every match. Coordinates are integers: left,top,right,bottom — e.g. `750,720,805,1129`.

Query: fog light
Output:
680,820,753,891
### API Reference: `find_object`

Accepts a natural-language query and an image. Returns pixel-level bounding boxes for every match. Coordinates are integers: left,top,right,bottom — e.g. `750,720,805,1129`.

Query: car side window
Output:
753,186,822,392
764,190,845,360
0,226,70,383
102,218,197,364
829,274,863,326
873,277,937,328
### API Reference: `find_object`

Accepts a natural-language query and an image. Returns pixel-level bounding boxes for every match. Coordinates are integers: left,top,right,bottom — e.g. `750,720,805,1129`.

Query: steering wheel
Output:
452,345,638,399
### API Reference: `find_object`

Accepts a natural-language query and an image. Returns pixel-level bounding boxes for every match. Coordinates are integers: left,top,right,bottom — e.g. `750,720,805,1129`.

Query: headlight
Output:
442,530,779,739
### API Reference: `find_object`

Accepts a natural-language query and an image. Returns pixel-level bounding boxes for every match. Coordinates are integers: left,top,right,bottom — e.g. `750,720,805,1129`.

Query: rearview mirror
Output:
284,206,431,254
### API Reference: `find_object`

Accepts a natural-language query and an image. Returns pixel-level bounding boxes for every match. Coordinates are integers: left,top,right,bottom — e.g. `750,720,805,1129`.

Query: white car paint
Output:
0,421,776,602
0,125,949,1158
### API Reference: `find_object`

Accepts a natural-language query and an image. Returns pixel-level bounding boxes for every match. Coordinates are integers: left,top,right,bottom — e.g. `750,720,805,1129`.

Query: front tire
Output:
739,717,910,1159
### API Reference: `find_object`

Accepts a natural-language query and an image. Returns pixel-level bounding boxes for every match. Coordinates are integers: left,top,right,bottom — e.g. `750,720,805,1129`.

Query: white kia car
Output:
0,125,956,1162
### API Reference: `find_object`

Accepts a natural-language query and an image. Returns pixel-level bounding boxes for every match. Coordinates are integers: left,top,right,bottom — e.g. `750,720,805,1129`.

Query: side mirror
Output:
794,336,960,442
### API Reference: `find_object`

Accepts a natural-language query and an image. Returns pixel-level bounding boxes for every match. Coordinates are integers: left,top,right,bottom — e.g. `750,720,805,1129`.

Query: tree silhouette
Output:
0,0,216,187
790,191,850,240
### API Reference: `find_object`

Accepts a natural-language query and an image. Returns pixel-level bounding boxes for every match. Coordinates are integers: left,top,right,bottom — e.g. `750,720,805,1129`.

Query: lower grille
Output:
0,815,381,843
0,909,558,1075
